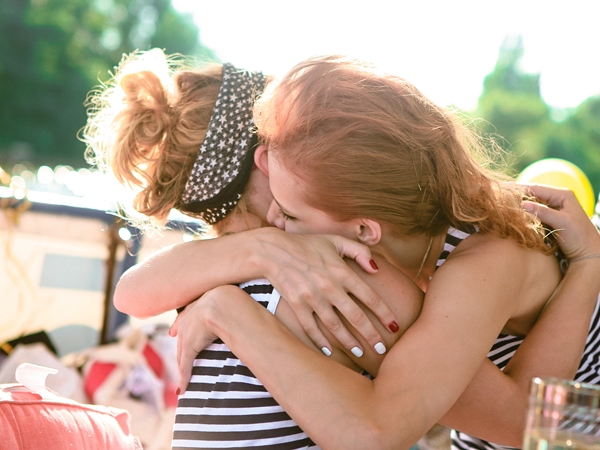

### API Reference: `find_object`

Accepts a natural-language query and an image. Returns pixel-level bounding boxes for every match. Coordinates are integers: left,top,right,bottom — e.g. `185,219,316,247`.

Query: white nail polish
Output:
321,347,332,356
374,342,386,355
351,347,363,358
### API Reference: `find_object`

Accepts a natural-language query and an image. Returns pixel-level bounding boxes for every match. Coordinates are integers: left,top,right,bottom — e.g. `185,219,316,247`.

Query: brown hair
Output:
82,49,254,235
255,55,551,252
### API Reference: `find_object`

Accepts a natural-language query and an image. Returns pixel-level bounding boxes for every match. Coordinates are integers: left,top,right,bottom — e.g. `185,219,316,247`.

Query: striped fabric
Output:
172,279,318,450
438,228,600,450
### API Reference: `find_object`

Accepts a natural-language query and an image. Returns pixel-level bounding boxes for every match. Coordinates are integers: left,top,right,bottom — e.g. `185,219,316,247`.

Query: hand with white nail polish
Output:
351,347,364,358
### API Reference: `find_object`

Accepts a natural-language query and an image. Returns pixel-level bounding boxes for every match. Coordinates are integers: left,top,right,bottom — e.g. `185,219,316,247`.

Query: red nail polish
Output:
389,321,399,333
370,259,379,270
175,388,180,396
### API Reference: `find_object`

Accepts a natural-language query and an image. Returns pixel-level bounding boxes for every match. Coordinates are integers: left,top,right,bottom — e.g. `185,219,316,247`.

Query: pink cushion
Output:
0,385,141,450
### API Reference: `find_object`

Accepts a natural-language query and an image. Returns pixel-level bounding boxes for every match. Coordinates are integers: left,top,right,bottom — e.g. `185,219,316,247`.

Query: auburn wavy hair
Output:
255,55,552,253
82,49,257,235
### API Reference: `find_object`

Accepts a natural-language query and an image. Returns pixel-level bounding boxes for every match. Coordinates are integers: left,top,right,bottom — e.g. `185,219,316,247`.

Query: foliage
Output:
0,0,214,170
475,35,600,199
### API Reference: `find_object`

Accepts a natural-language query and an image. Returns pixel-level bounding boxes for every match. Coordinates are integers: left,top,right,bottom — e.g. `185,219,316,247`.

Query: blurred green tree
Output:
476,35,600,198
0,0,214,170
476,35,552,172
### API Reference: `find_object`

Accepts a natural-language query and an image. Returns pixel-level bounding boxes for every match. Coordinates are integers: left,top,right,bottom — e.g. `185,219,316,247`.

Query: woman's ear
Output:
355,219,382,246
254,145,269,176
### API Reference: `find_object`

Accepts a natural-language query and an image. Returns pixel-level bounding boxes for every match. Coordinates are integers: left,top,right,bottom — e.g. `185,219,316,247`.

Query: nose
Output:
266,201,285,229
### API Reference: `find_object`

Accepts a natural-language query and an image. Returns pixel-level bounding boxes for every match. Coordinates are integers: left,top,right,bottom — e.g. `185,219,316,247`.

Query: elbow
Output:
344,421,417,450
495,428,524,448
112,276,150,318
112,281,135,316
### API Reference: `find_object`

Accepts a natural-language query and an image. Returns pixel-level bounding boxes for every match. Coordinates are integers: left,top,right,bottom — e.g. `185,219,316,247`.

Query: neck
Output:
373,228,447,291
218,212,263,235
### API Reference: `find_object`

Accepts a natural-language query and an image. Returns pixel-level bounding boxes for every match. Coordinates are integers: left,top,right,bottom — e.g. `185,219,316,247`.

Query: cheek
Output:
289,220,337,236
282,221,303,234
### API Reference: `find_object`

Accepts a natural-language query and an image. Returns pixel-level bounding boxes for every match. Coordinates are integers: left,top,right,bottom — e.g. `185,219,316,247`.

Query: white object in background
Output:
15,363,58,399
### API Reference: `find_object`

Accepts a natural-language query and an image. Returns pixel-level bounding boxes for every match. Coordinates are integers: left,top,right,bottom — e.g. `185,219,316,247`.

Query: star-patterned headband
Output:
179,63,265,224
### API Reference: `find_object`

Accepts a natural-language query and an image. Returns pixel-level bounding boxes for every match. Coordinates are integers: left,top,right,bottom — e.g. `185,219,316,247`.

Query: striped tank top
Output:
172,278,318,450
439,228,600,450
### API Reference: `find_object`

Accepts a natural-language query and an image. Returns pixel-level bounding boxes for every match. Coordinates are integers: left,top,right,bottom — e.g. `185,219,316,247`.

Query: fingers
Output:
289,273,390,355
522,184,589,232
169,314,181,337
286,290,363,356
520,183,576,211
521,184,600,260
331,235,378,274
303,286,390,356
322,297,388,356
522,200,569,231
291,306,335,356
344,272,399,336
329,235,400,342
176,344,197,395
170,298,215,396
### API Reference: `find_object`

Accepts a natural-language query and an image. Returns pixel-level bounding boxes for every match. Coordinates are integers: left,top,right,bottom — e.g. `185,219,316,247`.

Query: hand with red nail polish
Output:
170,297,220,397
252,229,400,357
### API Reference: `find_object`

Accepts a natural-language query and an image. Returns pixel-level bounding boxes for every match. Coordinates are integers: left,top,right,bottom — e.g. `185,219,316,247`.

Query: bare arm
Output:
169,187,600,449
173,256,424,388
172,238,553,449
441,258,600,445
115,226,398,354
114,232,254,318
441,186,600,444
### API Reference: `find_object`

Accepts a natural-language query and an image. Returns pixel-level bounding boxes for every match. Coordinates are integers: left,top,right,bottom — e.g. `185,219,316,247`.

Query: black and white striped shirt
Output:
172,279,319,450
440,228,600,450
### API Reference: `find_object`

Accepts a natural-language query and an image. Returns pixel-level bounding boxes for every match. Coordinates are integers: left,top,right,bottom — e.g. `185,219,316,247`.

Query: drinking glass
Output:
523,377,600,450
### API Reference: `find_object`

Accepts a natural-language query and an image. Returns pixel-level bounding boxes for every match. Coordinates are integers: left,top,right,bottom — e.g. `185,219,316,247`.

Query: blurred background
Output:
1,0,599,192
0,1,599,447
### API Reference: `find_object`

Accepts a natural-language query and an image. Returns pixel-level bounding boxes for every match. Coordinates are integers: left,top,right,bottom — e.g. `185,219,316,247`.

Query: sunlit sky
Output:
172,0,600,111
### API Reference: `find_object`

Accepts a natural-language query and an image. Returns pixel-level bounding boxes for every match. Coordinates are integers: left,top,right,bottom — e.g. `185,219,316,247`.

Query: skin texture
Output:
168,182,600,449
114,138,600,448
102,54,600,448
115,147,395,353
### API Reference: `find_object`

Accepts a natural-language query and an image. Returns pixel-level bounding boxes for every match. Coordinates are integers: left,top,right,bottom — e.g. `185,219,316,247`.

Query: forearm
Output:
441,259,600,446
504,258,600,387
207,288,462,450
114,230,265,317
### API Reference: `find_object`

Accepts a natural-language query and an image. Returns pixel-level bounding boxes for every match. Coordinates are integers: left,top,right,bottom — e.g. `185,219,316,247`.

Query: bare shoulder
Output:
446,232,558,275
432,232,561,334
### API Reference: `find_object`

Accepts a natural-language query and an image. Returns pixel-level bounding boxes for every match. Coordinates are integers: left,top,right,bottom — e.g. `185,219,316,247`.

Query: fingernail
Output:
351,346,363,358
370,259,379,270
321,347,332,356
389,321,399,333
374,342,386,354
175,388,180,396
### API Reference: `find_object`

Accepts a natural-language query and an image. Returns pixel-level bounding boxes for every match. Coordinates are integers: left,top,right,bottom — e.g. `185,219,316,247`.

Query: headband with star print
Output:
179,63,265,224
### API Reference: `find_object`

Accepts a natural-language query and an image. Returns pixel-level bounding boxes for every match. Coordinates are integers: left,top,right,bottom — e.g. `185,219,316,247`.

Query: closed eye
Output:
278,207,296,221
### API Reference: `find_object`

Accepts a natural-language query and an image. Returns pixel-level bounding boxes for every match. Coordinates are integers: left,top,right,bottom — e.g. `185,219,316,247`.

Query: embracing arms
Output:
440,186,600,443
170,187,600,449
115,227,398,354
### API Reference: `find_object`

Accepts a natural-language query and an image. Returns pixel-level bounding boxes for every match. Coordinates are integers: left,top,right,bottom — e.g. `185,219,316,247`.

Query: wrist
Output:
247,227,283,280
204,285,244,338
570,253,600,264
564,255,600,287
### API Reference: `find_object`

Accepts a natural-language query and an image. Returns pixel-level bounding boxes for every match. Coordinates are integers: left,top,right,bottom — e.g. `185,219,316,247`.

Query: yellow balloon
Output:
517,158,596,217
